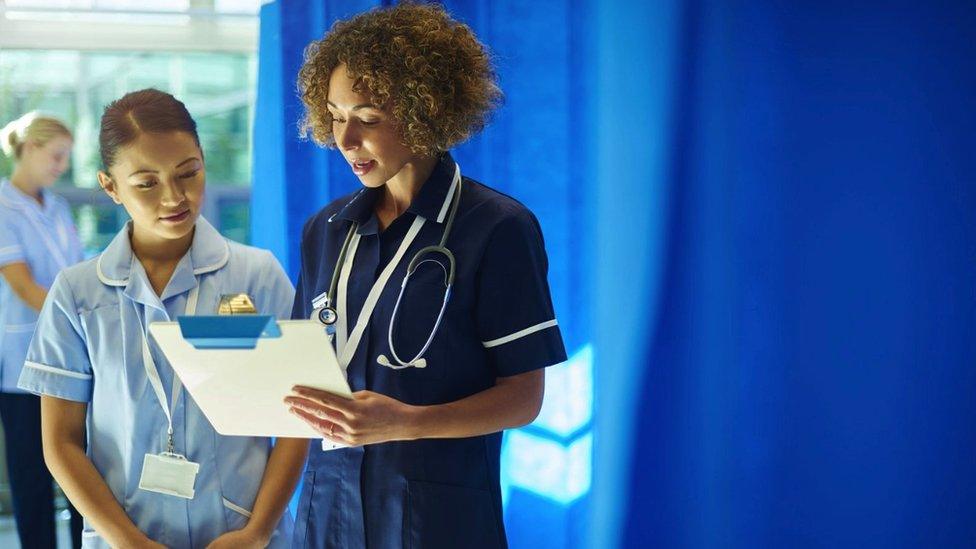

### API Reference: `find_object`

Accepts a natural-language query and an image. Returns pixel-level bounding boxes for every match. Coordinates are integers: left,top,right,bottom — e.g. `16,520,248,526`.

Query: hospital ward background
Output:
1,0,974,548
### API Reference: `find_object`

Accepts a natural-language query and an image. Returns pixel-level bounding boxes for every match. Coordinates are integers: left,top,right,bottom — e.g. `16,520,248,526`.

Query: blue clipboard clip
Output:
177,315,283,350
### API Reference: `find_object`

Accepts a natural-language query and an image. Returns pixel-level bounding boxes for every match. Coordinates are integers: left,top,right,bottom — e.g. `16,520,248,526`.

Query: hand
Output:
285,387,419,446
205,527,268,549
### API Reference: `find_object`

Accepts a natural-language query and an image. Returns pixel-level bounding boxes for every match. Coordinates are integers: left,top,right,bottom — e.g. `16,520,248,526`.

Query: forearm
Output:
0,262,48,311
242,438,310,541
45,440,150,547
408,369,544,440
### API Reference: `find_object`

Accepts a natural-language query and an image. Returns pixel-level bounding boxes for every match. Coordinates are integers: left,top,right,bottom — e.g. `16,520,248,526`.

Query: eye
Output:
331,116,346,124
136,180,157,189
179,170,200,180
360,119,380,126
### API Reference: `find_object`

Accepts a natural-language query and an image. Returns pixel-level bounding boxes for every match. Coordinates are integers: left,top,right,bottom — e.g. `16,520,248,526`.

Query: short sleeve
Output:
253,250,296,320
0,209,26,267
291,217,317,321
476,210,567,377
17,273,94,402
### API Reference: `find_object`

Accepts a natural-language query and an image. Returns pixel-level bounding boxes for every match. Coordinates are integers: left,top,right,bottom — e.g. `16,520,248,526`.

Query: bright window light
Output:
501,430,592,506
533,344,593,439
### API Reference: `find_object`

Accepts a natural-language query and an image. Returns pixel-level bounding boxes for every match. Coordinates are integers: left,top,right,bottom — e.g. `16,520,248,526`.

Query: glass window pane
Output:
1,48,255,248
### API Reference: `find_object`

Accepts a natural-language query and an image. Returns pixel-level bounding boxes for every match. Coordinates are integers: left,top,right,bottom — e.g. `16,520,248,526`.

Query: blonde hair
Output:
0,112,72,160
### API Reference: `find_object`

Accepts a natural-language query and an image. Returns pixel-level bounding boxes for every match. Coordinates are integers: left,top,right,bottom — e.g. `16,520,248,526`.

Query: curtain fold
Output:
592,1,976,547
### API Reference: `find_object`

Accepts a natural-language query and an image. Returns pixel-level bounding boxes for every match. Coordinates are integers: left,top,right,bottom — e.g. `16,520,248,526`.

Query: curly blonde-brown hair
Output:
298,2,502,156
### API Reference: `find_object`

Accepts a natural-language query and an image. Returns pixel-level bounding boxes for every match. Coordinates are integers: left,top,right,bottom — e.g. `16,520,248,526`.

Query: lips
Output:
160,209,191,223
351,159,376,176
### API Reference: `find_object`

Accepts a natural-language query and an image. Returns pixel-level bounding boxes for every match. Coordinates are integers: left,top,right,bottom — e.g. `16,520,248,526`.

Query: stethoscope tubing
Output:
319,165,463,368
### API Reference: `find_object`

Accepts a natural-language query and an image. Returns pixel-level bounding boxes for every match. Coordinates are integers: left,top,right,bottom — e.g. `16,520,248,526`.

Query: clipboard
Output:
148,317,351,439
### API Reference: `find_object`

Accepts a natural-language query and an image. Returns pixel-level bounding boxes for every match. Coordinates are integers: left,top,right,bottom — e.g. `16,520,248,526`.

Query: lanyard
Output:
335,215,427,370
139,284,200,454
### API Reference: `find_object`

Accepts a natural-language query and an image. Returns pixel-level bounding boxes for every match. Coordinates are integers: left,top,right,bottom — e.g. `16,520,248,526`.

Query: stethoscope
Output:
314,167,462,369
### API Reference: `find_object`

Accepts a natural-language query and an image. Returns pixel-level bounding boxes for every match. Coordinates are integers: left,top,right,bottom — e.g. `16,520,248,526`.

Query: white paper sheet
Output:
148,319,351,438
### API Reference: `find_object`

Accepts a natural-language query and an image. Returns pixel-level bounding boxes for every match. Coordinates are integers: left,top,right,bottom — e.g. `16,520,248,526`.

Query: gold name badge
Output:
217,294,258,315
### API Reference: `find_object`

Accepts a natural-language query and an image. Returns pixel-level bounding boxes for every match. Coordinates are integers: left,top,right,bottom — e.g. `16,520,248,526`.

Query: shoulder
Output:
52,256,105,310
0,194,22,223
460,177,544,240
46,190,71,211
224,240,286,275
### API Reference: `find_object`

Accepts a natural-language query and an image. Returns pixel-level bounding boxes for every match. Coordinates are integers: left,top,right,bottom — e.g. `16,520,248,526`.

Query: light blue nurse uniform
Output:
18,217,296,548
0,178,83,391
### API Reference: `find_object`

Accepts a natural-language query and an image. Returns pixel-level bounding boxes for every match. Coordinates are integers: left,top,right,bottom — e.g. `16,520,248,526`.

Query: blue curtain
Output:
590,1,976,548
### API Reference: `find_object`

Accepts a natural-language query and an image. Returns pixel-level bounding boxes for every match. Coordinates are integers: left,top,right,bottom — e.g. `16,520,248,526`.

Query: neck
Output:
10,168,43,205
131,224,195,295
377,155,439,226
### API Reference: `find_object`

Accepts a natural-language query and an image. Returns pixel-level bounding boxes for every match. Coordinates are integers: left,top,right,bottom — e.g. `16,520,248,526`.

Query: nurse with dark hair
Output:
284,4,567,548
19,89,308,549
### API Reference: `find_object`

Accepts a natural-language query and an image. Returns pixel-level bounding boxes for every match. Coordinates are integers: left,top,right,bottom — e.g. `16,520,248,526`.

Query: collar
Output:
97,217,230,307
0,178,56,216
331,153,461,232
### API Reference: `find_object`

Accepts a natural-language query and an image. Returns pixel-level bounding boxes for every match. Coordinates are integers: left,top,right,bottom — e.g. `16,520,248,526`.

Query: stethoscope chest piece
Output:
317,307,338,326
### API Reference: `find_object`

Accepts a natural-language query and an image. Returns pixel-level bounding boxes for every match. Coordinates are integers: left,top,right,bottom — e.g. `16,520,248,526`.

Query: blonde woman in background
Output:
0,113,84,548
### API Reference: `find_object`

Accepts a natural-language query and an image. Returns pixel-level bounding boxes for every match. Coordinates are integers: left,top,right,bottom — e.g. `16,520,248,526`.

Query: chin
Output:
154,216,198,240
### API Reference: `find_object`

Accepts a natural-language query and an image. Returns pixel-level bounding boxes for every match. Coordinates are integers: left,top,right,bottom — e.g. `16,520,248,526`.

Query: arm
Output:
207,438,309,548
285,369,545,445
0,262,48,311
41,396,164,549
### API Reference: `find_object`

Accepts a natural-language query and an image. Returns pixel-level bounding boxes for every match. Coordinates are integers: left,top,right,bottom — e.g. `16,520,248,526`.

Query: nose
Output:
160,178,187,206
335,121,360,151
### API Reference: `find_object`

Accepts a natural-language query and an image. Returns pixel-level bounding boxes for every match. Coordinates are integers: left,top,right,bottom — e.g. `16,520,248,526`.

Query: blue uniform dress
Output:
18,217,297,549
0,178,84,390
291,153,567,549
0,177,84,549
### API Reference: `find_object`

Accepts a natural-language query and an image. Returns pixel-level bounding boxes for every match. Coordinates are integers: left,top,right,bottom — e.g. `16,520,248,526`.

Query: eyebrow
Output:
127,157,201,177
327,101,379,111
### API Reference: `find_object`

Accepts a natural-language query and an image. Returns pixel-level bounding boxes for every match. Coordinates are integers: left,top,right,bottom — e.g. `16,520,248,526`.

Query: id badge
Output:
321,439,347,452
138,453,200,499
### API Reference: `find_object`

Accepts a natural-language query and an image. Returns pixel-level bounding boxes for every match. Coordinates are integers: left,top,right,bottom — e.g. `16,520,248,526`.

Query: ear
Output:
97,171,122,205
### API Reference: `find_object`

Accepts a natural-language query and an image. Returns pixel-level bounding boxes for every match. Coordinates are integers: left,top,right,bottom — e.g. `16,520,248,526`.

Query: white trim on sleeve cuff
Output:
0,245,24,257
23,361,93,380
482,319,559,349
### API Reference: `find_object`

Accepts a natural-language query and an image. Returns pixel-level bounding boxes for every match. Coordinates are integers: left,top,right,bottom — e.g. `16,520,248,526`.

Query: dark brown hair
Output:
298,2,501,156
99,88,200,169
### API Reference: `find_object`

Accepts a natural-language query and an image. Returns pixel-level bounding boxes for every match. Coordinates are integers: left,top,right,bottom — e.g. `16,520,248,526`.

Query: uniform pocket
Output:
292,470,316,548
404,479,503,549
222,496,253,531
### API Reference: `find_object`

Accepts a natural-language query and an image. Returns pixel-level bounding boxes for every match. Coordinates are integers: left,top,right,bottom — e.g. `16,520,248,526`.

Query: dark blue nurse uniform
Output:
291,153,567,549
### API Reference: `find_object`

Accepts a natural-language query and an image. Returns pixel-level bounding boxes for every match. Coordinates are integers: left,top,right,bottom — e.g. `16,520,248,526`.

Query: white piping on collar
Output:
329,188,369,224
96,254,128,287
193,240,231,275
95,236,231,287
435,163,461,224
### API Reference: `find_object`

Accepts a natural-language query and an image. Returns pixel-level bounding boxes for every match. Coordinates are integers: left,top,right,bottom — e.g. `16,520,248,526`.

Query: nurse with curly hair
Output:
283,3,567,548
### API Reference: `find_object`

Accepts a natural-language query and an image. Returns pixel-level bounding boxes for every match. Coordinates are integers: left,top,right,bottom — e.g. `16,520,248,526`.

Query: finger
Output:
290,407,349,443
286,401,353,432
292,385,354,404
284,395,351,419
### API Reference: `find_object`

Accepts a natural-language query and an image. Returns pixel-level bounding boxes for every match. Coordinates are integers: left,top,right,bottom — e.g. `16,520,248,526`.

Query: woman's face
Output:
327,64,417,188
20,135,72,189
97,131,205,244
